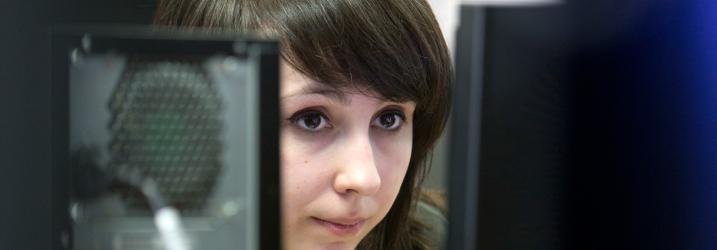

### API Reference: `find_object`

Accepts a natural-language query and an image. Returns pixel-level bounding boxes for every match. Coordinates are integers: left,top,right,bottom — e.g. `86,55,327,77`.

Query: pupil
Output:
305,115,321,129
381,114,395,127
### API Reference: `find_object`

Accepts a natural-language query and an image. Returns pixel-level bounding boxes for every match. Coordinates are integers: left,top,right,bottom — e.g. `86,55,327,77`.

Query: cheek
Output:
280,133,332,217
281,127,334,155
373,129,414,202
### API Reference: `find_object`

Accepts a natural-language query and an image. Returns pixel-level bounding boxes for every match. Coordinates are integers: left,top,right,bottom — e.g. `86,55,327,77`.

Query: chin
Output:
285,240,359,250
319,241,359,250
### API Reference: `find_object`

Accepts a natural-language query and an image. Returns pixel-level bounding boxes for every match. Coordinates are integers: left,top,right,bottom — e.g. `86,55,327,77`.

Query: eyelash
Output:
287,108,407,133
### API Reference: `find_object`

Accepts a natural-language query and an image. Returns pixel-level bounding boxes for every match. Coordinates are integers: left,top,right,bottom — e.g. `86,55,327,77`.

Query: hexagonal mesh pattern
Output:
108,56,223,213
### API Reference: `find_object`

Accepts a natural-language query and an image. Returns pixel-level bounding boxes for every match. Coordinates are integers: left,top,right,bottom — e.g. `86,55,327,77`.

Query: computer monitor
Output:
448,2,717,250
51,27,280,250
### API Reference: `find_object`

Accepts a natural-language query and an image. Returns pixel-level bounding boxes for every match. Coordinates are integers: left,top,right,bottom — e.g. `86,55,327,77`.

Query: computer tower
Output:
50,27,280,250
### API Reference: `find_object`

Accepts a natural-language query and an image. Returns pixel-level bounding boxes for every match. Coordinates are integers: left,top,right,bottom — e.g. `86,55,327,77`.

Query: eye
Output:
290,110,331,132
372,111,404,131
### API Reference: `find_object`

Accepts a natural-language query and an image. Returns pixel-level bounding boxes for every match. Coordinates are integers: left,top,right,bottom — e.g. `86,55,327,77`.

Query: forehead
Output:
280,61,385,104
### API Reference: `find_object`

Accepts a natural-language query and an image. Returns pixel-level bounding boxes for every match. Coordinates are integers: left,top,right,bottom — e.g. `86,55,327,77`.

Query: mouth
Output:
311,216,366,236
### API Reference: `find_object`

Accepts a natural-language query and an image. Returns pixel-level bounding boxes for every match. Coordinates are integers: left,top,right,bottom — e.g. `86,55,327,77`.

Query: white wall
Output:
427,0,459,55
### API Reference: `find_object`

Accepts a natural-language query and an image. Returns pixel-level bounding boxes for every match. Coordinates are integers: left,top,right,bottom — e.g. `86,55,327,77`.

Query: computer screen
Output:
448,2,717,250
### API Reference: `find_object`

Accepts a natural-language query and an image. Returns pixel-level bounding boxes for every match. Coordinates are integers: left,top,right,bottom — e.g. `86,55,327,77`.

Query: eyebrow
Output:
281,84,351,105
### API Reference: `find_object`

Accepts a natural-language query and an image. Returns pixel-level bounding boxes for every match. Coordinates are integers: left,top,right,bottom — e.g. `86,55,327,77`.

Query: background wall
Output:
0,1,52,249
0,1,153,248
428,0,459,55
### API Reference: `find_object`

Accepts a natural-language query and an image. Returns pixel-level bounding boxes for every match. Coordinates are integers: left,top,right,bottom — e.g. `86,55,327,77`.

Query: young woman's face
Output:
280,62,415,250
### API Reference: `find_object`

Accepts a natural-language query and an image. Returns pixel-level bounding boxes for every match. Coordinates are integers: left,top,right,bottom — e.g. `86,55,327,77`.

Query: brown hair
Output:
154,0,452,248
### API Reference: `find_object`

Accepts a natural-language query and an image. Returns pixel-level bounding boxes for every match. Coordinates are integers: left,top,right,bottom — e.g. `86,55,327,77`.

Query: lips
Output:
312,217,366,236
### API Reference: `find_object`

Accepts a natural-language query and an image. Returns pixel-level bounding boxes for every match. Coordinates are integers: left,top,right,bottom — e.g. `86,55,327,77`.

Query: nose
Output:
332,133,381,196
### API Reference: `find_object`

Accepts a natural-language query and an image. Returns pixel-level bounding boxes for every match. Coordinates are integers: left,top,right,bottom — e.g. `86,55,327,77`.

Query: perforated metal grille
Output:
108,56,223,213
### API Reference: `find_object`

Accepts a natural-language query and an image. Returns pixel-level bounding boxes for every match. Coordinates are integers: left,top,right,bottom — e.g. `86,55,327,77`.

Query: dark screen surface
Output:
449,1,717,249
1,1,150,249
1,1,53,249
477,6,570,250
